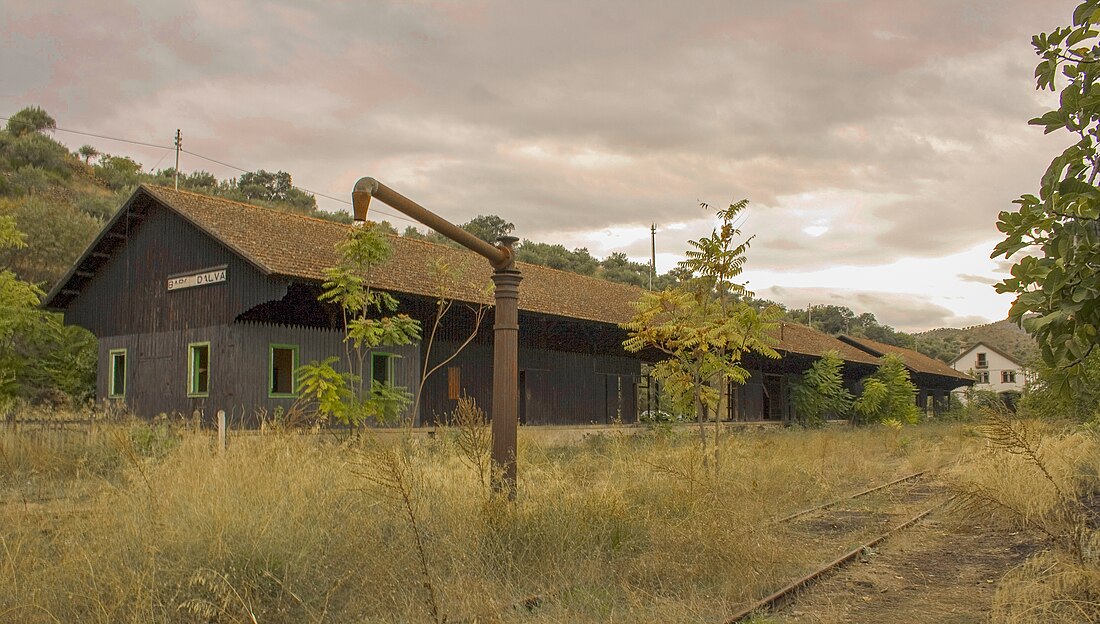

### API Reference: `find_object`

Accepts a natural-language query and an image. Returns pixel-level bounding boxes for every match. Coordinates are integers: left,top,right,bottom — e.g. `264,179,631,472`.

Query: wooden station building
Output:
721,328,973,422
45,185,973,425
44,185,643,425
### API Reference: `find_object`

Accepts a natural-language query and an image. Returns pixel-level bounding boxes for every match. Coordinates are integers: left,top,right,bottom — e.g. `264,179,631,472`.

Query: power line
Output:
0,115,420,227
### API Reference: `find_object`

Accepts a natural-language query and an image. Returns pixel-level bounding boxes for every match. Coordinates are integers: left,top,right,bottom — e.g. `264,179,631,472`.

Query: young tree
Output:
298,224,422,426
791,350,852,426
994,2,1100,396
0,216,39,397
410,258,491,424
77,145,99,164
0,216,95,403
623,200,780,470
461,215,514,244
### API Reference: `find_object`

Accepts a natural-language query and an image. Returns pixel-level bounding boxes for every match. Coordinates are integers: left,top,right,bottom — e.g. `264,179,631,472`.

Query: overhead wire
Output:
0,115,421,228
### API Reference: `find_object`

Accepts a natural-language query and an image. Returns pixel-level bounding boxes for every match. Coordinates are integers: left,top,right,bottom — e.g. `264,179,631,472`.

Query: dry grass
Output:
947,415,1100,623
0,418,970,623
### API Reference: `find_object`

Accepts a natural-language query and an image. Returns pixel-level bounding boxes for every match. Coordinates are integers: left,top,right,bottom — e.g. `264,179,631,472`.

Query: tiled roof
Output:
771,322,882,365
49,185,945,375
839,335,974,381
142,185,647,325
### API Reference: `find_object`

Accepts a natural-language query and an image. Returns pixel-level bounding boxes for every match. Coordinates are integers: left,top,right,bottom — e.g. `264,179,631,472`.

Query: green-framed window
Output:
108,348,127,399
269,344,299,397
188,342,211,397
370,352,397,388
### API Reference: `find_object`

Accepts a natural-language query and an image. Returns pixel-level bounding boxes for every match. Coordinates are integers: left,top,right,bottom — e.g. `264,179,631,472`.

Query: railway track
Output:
726,470,951,623
465,470,949,623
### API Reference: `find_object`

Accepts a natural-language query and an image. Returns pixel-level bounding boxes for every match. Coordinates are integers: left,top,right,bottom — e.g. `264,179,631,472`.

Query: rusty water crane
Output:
352,177,521,496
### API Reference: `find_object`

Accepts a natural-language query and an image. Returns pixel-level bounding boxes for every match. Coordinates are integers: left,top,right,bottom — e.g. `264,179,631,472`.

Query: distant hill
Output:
913,319,1038,365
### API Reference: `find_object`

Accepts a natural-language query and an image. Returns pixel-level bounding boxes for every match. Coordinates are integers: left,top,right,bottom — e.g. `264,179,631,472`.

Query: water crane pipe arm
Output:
352,177,513,270
352,176,522,498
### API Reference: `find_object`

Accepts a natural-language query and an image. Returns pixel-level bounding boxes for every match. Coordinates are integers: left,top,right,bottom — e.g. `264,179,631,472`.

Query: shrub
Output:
791,350,852,426
853,354,920,425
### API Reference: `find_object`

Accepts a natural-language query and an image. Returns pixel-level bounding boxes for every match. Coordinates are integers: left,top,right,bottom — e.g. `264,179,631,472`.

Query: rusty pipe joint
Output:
352,176,514,270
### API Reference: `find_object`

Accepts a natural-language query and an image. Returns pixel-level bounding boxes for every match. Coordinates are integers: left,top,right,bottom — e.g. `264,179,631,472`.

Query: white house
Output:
951,342,1027,395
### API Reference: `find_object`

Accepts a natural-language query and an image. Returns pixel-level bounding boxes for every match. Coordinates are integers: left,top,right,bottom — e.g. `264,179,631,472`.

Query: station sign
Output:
167,266,228,291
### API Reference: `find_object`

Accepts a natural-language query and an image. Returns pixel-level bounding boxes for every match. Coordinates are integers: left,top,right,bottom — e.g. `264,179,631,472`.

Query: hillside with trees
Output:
913,319,1037,365
0,106,353,291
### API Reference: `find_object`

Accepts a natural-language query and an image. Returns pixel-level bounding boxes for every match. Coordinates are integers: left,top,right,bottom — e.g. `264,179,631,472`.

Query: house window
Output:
975,371,990,384
108,349,127,398
1001,370,1017,384
269,344,299,397
447,366,461,400
976,353,988,369
370,352,395,387
188,342,211,397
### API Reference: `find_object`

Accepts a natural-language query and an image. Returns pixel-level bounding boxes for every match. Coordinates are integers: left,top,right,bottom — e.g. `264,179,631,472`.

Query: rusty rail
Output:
771,470,929,525
724,498,951,624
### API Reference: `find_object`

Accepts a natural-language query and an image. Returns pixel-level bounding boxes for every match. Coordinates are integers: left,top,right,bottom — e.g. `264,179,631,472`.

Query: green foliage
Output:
300,226,421,426
853,354,920,425
231,169,317,212
791,350,852,425
993,2,1100,396
516,240,600,275
6,132,71,175
93,154,143,191
599,251,652,288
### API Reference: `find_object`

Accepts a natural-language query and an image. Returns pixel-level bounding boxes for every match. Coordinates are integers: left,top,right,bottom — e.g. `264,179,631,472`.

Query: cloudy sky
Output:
1,0,1077,331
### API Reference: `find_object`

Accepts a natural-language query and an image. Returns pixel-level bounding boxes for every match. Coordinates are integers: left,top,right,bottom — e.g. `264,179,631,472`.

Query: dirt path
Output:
770,516,1039,624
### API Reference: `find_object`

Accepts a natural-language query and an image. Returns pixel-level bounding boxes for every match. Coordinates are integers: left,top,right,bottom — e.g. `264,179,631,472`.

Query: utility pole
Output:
807,303,813,327
173,129,182,190
650,223,656,290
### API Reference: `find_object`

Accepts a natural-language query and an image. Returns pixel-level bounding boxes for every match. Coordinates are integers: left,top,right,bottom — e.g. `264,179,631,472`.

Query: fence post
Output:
217,410,226,454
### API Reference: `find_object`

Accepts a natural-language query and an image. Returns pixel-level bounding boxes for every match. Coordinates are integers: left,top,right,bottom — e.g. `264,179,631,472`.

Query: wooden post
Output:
217,410,226,453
